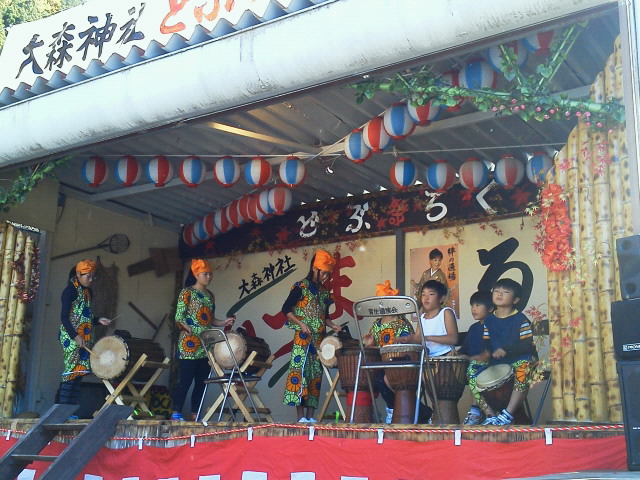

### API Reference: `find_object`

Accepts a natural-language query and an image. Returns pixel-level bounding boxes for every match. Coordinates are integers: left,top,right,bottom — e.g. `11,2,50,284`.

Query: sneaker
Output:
463,407,484,425
67,415,79,421
171,411,184,421
385,407,394,424
298,417,309,423
306,417,317,423
492,409,514,426
482,416,497,426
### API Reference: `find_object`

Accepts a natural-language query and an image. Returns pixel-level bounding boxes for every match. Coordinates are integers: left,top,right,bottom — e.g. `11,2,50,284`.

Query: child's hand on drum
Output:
492,347,507,359
224,315,236,327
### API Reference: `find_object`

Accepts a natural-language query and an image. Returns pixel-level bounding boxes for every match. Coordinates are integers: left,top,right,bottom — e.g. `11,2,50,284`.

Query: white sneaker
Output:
298,417,309,423
307,417,317,423
385,407,393,424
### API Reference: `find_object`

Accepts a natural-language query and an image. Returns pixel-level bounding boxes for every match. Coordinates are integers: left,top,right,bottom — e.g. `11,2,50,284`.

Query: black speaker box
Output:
617,361,640,470
617,236,640,300
612,299,640,360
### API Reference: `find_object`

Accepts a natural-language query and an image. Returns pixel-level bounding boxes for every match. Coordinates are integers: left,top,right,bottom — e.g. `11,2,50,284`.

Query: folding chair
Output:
197,328,269,423
350,295,442,424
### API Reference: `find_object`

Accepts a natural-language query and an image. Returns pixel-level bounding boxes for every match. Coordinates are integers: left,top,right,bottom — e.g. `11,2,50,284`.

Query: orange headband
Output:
191,259,212,276
313,249,336,272
76,260,97,274
376,280,399,296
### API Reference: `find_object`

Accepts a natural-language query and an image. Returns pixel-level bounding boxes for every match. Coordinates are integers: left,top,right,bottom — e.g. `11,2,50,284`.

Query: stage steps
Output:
0,403,132,480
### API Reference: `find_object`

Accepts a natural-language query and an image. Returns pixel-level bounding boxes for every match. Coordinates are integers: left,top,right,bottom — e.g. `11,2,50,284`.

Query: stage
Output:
0,418,628,480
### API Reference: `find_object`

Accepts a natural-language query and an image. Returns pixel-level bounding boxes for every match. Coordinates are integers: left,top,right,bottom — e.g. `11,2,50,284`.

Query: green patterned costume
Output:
58,278,94,382
283,279,333,408
369,315,414,346
175,287,214,360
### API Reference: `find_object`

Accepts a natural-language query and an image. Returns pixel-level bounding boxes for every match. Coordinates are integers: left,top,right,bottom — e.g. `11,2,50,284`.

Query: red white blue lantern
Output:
115,155,141,187
383,103,416,140
258,189,275,216
226,199,243,227
279,156,306,188
213,156,240,187
363,116,392,152
238,195,252,223
82,156,108,187
344,128,372,164
179,156,207,187
487,41,528,73
458,59,497,90
193,218,209,242
247,195,267,223
268,186,293,215
245,156,272,188
214,207,230,234
182,223,198,247
146,155,174,187
202,212,216,237
426,159,457,192
389,157,417,190
526,151,554,184
407,99,441,126
522,30,555,54
494,154,524,189
459,157,490,191
436,70,464,111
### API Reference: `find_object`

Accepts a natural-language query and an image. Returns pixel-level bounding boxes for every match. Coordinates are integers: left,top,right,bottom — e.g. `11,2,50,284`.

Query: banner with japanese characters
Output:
0,0,302,90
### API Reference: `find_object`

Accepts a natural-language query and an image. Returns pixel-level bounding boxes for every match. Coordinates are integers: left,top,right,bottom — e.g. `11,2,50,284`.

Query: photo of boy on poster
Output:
410,244,460,318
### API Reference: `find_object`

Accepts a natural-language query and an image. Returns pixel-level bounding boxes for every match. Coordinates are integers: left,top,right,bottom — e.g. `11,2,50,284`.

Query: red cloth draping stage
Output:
0,432,627,480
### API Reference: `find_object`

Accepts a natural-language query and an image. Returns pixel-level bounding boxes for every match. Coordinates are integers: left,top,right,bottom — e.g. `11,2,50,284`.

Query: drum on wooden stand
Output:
91,334,166,382
424,355,469,424
476,363,531,424
380,344,423,424
336,346,380,423
210,329,271,375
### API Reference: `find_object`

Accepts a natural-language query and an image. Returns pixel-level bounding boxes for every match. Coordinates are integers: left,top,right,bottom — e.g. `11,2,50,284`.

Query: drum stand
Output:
94,354,170,419
317,365,347,422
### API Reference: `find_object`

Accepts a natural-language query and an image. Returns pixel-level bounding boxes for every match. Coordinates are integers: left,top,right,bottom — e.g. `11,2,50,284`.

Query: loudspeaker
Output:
612,299,640,360
617,235,640,300
617,361,640,470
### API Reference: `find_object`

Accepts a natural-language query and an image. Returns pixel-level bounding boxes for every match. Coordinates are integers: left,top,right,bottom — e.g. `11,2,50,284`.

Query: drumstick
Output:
83,345,97,357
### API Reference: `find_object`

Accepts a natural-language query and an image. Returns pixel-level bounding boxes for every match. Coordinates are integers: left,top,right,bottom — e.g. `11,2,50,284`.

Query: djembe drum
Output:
91,334,166,382
380,344,423,424
476,364,531,424
319,336,359,368
424,355,469,424
336,346,380,423
211,329,271,375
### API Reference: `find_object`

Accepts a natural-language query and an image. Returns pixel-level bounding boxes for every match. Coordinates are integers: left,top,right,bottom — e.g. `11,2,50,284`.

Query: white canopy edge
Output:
0,0,614,168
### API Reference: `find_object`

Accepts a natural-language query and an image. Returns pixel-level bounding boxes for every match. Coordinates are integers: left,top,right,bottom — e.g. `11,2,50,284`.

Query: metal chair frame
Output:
350,295,442,424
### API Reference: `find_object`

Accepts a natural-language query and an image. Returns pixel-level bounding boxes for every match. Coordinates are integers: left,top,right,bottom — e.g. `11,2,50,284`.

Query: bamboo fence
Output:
548,36,631,422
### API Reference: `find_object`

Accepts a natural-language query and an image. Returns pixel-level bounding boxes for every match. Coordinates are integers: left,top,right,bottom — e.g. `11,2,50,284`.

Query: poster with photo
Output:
409,244,460,318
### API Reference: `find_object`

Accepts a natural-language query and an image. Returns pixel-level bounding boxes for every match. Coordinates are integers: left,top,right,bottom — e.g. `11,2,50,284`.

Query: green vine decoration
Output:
0,156,70,211
352,23,624,131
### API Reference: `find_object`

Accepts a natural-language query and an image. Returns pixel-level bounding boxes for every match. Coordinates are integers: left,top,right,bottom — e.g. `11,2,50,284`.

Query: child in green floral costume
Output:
281,249,341,423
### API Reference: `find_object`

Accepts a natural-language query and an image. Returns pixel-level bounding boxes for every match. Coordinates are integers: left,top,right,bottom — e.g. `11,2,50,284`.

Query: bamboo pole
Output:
0,225,17,356
548,269,564,419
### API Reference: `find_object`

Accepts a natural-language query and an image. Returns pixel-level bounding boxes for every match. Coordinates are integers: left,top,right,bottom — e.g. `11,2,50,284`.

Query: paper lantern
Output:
487,41,528,73
214,207,230,234
268,186,293,215
258,189,276,215
82,156,108,187
247,194,267,223
238,195,253,223
182,223,198,247
344,128,372,164
245,156,272,188
202,212,216,237
494,154,524,189
526,151,554,184
436,70,464,111
193,218,209,242
426,159,457,192
389,157,417,190
522,30,555,54
458,157,489,191
407,99,441,126
115,155,141,187
146,155,174,187
383,103,416,140
226,199,243,227
279,156,306,188
458,59,497,90
213,156,240,187
363,116,392,152
179,156,207,187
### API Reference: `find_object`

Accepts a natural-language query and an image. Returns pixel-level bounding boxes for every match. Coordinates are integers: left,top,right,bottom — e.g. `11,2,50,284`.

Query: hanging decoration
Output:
115,155,141,187
383,103,416,139
344,128,372,163
458,58,497,90
522,30,555,54
179,156,207,187
268,186,293,215
238,195,253,224
258,189,276,215
389,157,417,190
202,212,216,238
247,194,267,223
245,156,272,188
526,151,554,185
406,99,441,125
146,155,174,187
436,70,464,111
226,199,243,227
182,223,198,248
363,116,392,152
1,157,69,211
458,157,489,191
493,154,524,189
279,156,306,188
213,156,240,187
193,218,209,242
426,159,457,192
82,156,109,187
487,41,528,73
214,207,231,234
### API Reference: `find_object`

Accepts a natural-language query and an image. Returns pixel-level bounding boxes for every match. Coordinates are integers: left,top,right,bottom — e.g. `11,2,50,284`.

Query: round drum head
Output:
380,344,423,355
213,331,247,369
476,363,513,391
91,335,129,380
319,336,342,368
